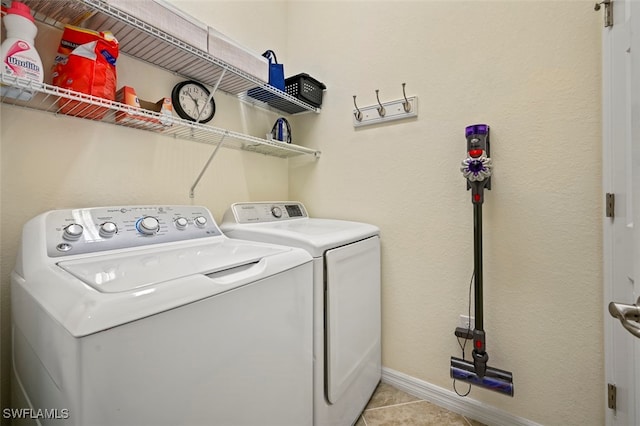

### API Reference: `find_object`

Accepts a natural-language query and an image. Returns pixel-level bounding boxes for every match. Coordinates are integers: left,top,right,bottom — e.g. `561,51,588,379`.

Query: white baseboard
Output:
381,367,541,426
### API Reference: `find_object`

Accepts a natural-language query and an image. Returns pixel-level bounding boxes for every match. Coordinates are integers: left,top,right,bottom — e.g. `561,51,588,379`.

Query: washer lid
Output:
57,239,286,293
221,218,379,257
22,238,311,337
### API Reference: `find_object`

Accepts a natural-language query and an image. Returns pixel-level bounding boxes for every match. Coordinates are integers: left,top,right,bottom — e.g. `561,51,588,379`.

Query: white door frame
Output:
602,0,639,425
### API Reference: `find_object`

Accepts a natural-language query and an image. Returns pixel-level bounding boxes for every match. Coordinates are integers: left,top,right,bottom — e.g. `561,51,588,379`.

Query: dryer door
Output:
325,236,381,403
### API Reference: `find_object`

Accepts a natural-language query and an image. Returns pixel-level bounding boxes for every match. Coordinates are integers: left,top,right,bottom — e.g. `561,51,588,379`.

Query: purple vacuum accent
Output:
465,124,489,136
468,160,485,174
465,124,488,137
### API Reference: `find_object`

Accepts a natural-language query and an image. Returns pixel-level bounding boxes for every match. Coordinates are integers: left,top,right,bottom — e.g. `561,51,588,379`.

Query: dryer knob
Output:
99,222,118,238
271,206,283,218
137,216,160,235
63,223,84,241
175,217,188,230
194,216,207,228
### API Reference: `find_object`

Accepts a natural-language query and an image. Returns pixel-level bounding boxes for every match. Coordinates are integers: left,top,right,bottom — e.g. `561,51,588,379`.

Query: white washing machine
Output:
11,205,313,426
221,202,381,426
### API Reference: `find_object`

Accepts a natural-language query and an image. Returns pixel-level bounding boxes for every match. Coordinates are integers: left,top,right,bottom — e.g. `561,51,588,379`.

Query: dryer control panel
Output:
45,205,222,257
227,202,308,224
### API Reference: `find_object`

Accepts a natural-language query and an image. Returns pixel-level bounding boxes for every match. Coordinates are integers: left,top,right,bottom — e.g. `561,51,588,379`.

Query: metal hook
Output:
353,95,363,121
401,83,411,113
593,0,607,11
594,0,612,27
375,89,386,117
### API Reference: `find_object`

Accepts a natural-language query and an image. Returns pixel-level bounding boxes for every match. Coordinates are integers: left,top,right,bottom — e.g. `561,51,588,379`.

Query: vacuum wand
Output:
450,124,514,397
472,202,487,377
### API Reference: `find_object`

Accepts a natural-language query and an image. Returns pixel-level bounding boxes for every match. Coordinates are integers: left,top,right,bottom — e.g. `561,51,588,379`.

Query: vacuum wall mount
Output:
450,124,514,397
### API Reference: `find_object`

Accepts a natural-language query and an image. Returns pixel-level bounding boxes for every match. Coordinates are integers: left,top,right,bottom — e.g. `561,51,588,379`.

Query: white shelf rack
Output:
1,74,321,159
21,0,320,114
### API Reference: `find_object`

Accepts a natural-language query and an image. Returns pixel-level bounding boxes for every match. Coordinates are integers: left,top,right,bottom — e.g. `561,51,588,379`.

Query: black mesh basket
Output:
264,73,326,114
284,73,326,107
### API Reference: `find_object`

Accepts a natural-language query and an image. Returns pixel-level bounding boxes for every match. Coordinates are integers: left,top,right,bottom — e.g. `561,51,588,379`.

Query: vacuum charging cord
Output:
453,270,475,397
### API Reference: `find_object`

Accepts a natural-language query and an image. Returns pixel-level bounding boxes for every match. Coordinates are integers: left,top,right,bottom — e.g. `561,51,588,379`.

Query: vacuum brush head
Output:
450,356,514,397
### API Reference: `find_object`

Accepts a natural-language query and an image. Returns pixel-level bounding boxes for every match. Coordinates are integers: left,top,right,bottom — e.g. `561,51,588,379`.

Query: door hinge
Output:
594,0,613,28
608,383,617,410
606,193,615,218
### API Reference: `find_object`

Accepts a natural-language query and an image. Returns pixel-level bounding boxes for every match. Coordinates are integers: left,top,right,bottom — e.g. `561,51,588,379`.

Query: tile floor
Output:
355,382,486,426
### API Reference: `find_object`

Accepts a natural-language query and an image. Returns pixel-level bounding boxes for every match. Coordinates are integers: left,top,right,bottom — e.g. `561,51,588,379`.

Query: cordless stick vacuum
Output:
449,124,514,397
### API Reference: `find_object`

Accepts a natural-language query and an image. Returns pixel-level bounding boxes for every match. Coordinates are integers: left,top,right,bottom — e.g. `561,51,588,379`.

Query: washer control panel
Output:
230,202,308,224
46,205,221,257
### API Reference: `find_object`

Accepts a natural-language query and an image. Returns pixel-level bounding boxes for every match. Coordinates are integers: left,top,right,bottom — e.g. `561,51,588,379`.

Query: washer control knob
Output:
137,216,160,235
56,243,72,252
63,223,84,241
271,206,283,218
194,216,207,228
99,222,118,238
175,217,188,230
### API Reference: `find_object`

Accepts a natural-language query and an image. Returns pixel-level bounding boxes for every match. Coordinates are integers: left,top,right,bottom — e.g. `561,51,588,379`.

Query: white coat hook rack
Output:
353,83,418,128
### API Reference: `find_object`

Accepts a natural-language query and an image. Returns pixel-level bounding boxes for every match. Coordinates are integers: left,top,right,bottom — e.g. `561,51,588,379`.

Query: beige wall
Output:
286,1,602,425
1,1,602,425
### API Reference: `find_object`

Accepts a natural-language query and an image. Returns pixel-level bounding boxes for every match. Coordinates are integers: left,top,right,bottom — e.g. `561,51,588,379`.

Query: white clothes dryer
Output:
11,205,313,426
221,202,381,426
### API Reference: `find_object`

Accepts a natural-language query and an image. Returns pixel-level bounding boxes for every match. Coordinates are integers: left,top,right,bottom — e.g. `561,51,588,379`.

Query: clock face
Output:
171,81,216,123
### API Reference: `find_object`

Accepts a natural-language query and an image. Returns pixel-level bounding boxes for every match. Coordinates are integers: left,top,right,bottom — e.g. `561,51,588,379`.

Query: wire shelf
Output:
0,74,321,159
20,0,320,115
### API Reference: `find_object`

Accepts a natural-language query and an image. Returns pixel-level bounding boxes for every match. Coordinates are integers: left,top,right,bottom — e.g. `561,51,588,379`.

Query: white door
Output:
603,0,640,425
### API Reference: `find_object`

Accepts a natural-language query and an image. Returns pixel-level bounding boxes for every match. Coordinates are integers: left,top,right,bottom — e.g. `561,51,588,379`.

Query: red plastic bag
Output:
52,25,119,119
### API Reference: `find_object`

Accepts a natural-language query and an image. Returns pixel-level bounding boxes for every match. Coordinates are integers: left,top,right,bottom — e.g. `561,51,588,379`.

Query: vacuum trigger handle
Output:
472,329,488,377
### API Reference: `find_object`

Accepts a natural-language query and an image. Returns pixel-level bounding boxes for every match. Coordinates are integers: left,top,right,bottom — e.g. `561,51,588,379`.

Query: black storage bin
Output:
264,73,326,114
285,73,326,107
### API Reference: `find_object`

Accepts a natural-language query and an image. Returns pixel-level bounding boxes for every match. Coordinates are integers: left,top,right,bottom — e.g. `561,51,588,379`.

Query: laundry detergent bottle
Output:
1,1,43,100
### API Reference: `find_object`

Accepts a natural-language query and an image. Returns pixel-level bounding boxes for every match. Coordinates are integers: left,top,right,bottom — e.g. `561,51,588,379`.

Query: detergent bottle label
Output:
2,39,43,81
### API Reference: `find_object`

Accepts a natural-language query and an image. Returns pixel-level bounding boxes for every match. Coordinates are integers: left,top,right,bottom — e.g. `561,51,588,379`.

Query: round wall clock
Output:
171,80,216,123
